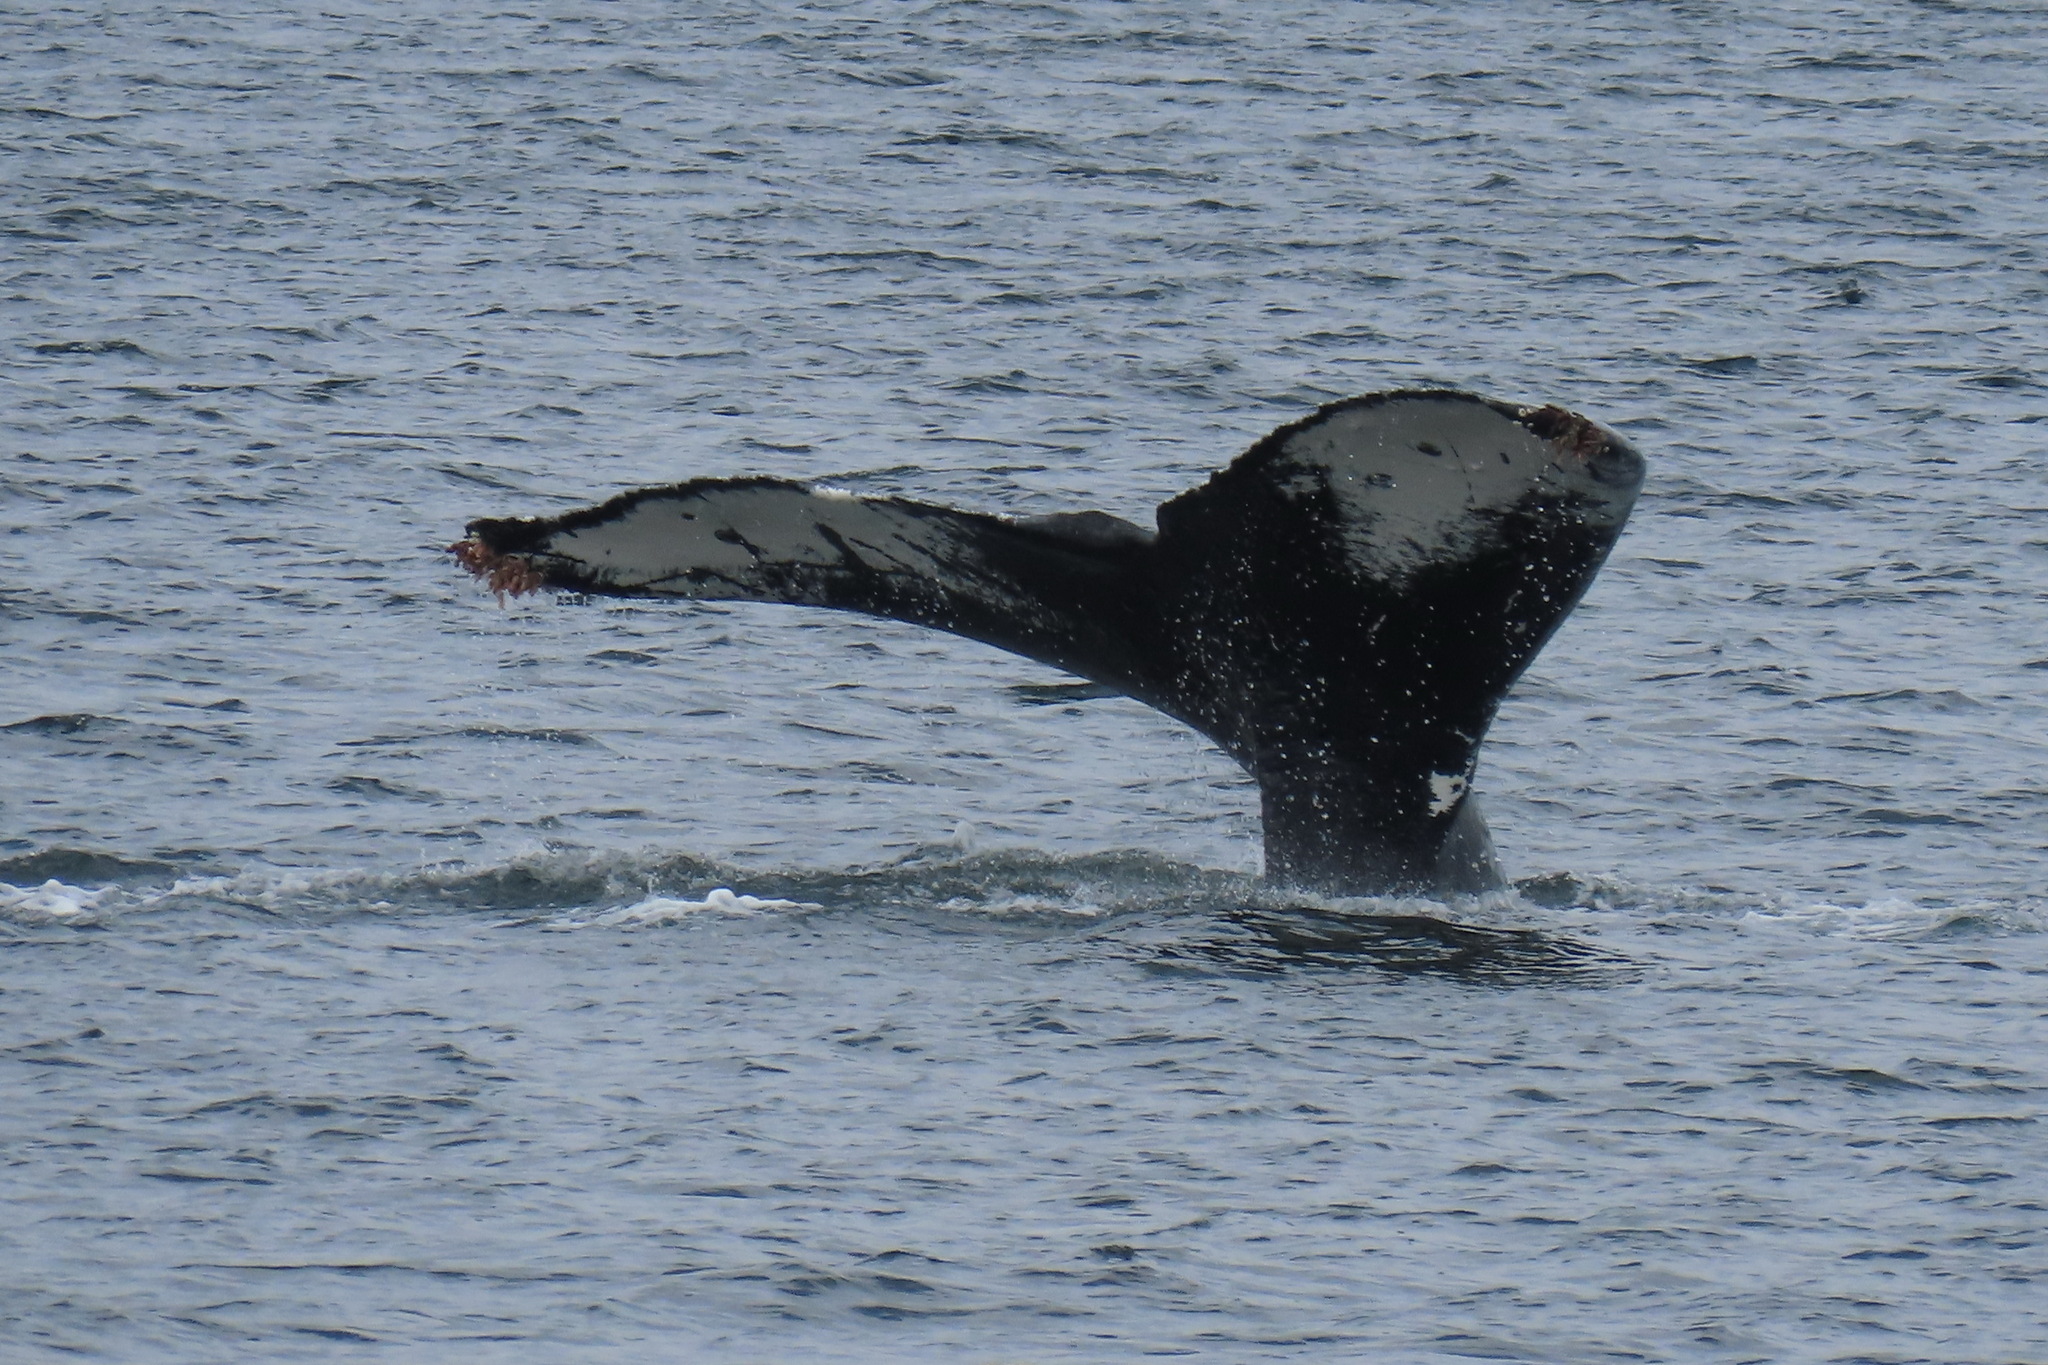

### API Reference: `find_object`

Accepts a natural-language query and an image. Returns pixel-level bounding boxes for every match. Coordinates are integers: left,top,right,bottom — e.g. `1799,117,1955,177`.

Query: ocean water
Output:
4,1,2046,1360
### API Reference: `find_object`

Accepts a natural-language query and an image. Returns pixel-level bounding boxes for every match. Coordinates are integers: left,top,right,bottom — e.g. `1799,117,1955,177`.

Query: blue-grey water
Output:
5,1,2046,1360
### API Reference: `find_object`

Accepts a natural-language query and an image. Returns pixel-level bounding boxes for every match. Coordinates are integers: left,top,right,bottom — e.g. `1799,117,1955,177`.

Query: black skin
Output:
464,391,1643,895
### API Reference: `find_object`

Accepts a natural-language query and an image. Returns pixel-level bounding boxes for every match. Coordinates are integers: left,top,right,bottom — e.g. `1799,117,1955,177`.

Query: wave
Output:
1,845,2037,944
0,844,1234,927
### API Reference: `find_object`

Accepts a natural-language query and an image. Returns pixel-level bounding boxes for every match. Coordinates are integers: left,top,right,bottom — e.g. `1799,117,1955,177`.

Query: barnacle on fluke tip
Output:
450,536,546,602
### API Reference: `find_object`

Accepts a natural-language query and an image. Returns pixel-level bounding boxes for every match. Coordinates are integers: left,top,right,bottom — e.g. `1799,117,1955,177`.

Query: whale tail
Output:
455,389,1645,895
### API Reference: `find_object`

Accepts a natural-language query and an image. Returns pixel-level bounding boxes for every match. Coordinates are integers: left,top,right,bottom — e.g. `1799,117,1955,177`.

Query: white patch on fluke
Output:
1270,394,1630,586
1428,771,1468,817
541,485,966,595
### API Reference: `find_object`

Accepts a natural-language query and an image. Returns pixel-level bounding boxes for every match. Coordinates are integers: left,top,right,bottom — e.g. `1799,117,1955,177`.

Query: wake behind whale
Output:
453,390,1645,895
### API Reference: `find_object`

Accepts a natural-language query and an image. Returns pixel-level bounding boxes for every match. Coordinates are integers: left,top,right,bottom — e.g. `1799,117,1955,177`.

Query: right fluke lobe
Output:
1144,391,1644,892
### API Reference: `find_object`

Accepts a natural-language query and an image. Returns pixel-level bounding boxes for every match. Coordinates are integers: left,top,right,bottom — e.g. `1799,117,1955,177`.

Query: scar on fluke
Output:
449,389,1645,894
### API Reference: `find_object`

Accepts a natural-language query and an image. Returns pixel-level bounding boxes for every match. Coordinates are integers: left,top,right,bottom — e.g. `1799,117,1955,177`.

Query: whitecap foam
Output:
559,886,822,929
1739,895,2044,941
933,893,1108,918
0,879,113,923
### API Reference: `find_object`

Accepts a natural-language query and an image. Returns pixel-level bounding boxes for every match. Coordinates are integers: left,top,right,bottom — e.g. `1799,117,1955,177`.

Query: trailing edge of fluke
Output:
452,389,1645,895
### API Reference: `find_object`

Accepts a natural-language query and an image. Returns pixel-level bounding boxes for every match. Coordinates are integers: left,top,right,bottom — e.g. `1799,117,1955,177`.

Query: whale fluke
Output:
454,389,1644,895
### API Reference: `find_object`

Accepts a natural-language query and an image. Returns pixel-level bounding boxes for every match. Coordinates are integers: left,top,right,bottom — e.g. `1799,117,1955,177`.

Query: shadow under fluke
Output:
1152,904,1626,984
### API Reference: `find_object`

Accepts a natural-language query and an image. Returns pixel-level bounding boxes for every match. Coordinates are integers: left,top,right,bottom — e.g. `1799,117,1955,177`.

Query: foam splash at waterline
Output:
3,849,2038,945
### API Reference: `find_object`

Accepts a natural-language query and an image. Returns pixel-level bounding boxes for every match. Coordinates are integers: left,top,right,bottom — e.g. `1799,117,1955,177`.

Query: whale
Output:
452,389,1645,895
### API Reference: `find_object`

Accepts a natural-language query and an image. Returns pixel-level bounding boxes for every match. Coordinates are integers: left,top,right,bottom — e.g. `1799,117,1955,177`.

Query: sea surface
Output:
4,1,2046,1360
